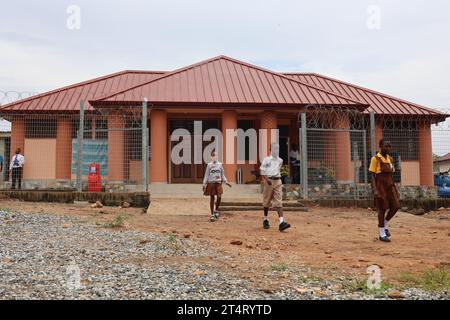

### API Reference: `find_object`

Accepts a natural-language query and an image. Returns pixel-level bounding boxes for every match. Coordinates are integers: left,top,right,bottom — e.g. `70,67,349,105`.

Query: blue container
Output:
437,186,450,198
434,174,450,187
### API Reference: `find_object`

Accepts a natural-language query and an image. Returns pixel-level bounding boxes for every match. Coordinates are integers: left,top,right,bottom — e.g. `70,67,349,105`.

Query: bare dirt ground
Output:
1,198,449,293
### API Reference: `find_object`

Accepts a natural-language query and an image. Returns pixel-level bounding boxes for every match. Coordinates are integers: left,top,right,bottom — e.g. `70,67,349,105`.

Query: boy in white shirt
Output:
203,151,232,222
260,143,291,231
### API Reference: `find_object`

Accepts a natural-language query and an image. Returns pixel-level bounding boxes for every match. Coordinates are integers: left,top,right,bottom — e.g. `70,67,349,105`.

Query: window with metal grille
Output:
72,119,93,139
382,121,418,161
95,120,108,139
25,119,57,138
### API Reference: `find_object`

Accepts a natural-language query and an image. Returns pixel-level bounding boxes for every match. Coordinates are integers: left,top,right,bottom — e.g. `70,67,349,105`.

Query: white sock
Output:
384,220,389,229
379,227,386,237
279,217,285,224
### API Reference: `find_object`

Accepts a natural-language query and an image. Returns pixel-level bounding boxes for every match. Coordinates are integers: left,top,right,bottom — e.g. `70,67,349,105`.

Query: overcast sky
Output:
1,0,449,110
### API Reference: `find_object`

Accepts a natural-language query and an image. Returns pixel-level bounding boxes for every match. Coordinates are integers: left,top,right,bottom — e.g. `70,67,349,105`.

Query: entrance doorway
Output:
169,119,220,183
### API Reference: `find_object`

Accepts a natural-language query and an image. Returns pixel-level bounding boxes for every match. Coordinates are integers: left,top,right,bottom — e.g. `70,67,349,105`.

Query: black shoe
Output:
379,235,391,242
279,221,291,232
385,229,391,237
263,220,270,229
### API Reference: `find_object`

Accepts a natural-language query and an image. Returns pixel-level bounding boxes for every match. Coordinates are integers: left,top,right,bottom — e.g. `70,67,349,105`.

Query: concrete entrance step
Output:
149,184,262,199
220,201,309,212
221,201,307,207
220,206,309,212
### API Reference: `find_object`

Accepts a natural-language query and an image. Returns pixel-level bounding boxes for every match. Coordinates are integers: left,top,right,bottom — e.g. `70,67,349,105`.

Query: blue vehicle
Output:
434,171,450,197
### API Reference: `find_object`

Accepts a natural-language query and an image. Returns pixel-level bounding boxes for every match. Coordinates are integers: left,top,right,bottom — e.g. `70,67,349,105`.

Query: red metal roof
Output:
0,70,165,112
435,152,450,163
0,55,445,118
284,73,444,116
90,56,366,107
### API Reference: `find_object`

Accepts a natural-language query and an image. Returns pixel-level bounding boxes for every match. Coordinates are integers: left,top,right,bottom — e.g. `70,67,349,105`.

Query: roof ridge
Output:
91,56,226,102
285,72,444,115
211,56,367,105
92,55,367,106
0,70,165,110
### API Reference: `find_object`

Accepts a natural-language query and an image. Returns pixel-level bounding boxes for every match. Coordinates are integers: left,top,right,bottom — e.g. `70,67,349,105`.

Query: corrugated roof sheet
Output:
284,73,444,116
0,70,165,112
0,55,445,118
90,56,366,107
435,152,450,163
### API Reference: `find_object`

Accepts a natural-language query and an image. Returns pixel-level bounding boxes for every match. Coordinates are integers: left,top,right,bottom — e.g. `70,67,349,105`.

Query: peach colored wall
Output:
222,110,238,183
11,118,25,156
108,114,126,182
55,118,72,179
150,110,168,183
418,123,433,186
259,111,277,157
129,160,151,184
401,161,421,186
23,139,56,180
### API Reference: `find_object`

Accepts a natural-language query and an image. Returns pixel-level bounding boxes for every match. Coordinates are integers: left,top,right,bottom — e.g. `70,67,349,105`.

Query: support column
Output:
150,110,168,183
259,111,278,157
222,110,237,183
334,114,352,184
108,113,125,182
55,117,72,179
419,121,433,186
375,120,383,151
10,117,25,156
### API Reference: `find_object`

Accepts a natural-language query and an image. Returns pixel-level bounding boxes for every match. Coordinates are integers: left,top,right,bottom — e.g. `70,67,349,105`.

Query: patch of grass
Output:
342,278,392,295
155,234,182,255
269,263,288,272
397,266,450,292
103,215,126,228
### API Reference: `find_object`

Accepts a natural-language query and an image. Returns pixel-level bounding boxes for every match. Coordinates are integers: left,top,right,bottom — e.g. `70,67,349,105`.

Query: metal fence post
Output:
300,112,308,199
141,99,148,192
76,100,85,192
370,112,376,156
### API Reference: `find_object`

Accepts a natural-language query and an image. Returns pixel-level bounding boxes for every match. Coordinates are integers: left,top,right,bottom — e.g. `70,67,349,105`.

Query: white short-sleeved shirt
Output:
10,154,25,169
260,155,283,177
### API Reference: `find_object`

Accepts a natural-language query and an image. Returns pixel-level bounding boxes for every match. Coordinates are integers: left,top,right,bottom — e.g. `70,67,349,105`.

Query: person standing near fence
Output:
260,143,291,232
9,148,25,190
369,139,400,242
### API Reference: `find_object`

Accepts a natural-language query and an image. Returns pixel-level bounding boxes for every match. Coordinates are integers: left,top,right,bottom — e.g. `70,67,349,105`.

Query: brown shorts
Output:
204,183,223,196
263,178,283,208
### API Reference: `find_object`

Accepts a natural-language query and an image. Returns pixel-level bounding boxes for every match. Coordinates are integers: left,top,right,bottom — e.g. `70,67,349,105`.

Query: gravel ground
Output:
0,210,447,300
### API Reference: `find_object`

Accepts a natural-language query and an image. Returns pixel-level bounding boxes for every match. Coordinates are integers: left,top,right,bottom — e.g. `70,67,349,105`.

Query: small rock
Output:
401,207,408,211
325,250,332,255
438,207,445,211
245,244,253,249
171,230,178,234
121,201,131,208
230,264,238,268
358,258,369,262
62,224,70,229
262,246,270,250
387,289,405,299
294,287,312,294
193,270,205,276
91,201,103,209
262,288,273,294
183,234,191,239
412,208,425,215
139,239,150,245
230,240,243,246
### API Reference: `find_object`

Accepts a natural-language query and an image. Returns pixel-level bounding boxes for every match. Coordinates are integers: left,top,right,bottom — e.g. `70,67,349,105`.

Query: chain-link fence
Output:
297,105,450,200
0,91,149,192
1,90,450,199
